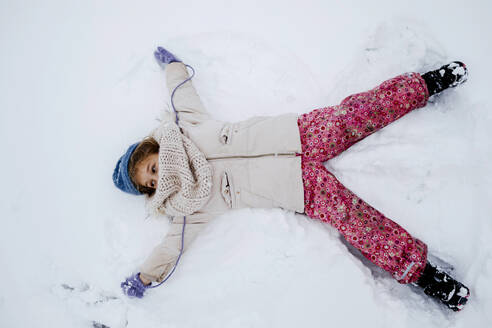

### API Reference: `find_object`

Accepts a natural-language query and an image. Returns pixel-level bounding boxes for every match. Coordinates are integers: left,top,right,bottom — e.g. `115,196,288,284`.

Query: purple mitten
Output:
154,46,180,67
121,273,150,298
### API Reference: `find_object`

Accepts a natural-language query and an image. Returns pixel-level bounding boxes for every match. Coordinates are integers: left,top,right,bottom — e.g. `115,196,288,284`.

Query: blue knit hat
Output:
113,142,142,195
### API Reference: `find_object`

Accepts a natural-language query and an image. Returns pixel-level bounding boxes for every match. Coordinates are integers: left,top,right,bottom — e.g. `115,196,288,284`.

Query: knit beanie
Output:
113,142,142,195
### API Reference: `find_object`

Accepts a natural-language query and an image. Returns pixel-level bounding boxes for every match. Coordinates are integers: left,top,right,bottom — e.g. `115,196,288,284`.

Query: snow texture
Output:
1,0,492,327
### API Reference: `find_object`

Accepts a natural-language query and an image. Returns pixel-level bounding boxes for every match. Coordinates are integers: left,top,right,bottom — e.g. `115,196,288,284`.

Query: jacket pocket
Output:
219,123,233,145
220,171,235,208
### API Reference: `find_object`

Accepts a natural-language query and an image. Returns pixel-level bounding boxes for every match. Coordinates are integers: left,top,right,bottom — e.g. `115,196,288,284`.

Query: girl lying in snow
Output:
113,46,470,311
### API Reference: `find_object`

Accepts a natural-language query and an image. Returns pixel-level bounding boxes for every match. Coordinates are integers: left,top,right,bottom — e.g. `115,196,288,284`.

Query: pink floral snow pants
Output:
297,73,429,284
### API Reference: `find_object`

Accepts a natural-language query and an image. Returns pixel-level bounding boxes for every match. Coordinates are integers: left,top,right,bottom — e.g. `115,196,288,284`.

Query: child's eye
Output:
151,180,155,188
152,165,156,174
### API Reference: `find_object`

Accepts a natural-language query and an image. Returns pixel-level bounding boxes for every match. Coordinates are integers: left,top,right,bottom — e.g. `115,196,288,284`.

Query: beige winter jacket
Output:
139,62,305,283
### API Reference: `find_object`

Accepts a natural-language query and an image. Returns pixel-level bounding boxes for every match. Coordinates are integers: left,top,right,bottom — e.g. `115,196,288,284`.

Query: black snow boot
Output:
421,61,468,96
414,261,470,312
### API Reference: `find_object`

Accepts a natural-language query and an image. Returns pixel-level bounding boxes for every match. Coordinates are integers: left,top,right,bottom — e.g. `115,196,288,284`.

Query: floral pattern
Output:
297,73,429,284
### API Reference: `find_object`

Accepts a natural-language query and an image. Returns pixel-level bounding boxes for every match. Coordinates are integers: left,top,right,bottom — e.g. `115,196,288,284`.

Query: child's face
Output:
135,153,159,190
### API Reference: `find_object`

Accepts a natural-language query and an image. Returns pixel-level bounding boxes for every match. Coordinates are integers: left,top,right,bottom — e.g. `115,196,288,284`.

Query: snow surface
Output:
1,0,492,327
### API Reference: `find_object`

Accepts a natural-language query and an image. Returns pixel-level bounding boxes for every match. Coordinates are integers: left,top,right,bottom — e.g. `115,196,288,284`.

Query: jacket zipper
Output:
207,152,302,161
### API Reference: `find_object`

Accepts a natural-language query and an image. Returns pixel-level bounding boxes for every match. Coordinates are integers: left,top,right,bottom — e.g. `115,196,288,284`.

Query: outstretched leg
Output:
301,159,427,284
298,72,429,162
298,62,470,309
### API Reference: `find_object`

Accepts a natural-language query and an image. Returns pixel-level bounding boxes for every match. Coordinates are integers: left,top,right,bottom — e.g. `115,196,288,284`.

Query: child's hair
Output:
128,137,160,196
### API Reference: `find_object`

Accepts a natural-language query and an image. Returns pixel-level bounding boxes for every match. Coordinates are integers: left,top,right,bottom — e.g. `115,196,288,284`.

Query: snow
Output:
1,0,492,327
458,287,469,297
453,66,466,76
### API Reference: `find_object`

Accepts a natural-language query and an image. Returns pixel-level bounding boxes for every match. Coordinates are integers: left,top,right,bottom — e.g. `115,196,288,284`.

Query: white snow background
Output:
1,0,491,327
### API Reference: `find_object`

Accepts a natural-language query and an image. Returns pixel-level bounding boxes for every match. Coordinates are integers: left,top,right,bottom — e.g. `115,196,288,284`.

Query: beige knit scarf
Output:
145,121,213,216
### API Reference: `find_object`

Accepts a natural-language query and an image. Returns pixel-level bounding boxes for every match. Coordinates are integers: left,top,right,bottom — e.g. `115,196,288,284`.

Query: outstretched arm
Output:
139,213,213,284
121,213,214,298
165,62,211,125
154,46,211,125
